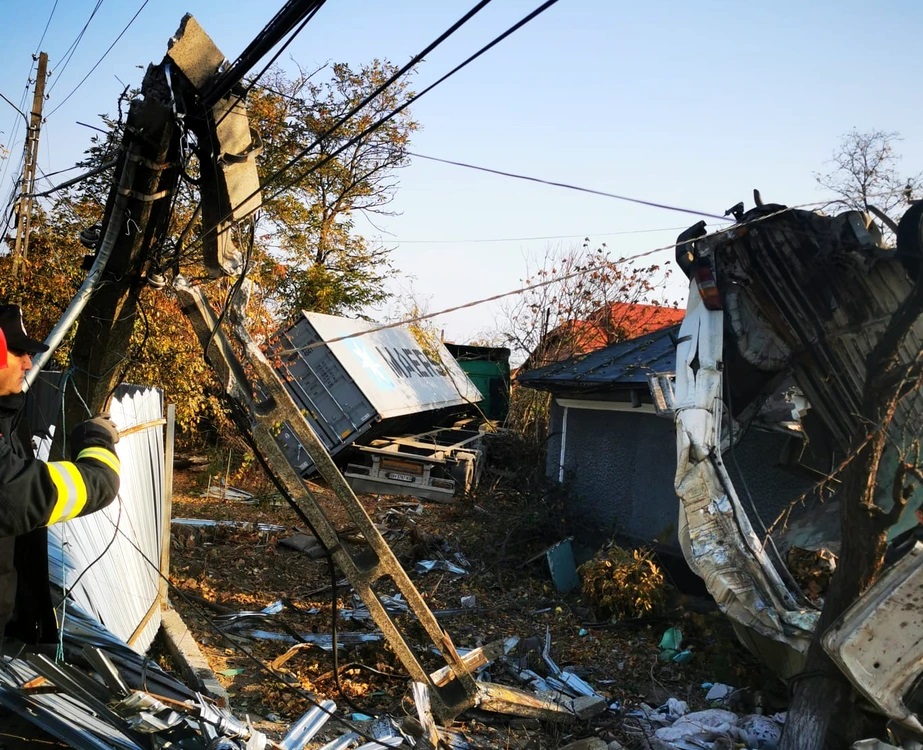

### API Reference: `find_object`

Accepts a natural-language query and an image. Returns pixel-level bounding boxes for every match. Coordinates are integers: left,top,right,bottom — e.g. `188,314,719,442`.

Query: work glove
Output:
69,413,120,456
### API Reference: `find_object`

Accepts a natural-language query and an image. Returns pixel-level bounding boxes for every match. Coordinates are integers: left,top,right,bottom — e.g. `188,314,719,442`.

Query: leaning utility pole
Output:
61,58,180,432
12,52,48,277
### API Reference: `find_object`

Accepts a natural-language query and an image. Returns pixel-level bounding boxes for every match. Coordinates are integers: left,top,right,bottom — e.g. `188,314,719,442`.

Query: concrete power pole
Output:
12,51,48,277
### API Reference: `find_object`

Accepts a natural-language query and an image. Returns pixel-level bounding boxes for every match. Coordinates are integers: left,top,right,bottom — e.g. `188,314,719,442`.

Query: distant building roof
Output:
602,302,685,340
523,302,684,370
518,323,679,393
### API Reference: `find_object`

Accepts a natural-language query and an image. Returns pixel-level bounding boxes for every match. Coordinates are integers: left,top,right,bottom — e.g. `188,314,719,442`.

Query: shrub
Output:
579,543,666,620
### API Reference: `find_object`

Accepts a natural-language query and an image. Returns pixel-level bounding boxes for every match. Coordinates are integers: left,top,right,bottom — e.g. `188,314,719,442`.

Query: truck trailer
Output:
271,311,487,499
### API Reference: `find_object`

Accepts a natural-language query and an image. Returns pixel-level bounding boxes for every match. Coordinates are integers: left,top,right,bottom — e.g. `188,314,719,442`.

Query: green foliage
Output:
2,60,418,443
250,62,418,319
578,544,667,620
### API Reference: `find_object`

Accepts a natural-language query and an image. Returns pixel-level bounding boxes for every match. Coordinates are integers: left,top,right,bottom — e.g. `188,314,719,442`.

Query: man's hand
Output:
70,413,120,450
87,413,120,444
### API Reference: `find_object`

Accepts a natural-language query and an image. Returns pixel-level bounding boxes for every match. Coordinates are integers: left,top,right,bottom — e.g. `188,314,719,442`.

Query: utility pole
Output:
12,52,48,277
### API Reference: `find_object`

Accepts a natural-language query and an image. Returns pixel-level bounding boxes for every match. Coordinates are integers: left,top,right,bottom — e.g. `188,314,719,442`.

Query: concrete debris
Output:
202,482,258,503
738,714,784,749
214,600,321,633
662,698,689,719
279,532,329,559
237,629,382,649
278,699,336,750
340,593,409,623
542,625,606,701
0,604,351,749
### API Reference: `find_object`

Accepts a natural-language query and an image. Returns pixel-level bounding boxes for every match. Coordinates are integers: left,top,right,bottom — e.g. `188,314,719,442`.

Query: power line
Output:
31,158,118,198
277,193,904,355
188,0,558,256
409,152,729,221
46,0,105,96
34,0,60,54
388,225,725,245
46,0,150,118
0,74,34,209
252,0,496,208
203,0,329,108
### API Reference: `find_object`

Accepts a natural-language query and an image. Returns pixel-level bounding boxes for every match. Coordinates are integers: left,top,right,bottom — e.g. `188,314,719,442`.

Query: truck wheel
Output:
897,201,923,281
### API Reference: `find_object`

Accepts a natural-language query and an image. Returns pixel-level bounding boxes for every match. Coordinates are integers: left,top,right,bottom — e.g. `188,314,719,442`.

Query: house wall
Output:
546,400,814,551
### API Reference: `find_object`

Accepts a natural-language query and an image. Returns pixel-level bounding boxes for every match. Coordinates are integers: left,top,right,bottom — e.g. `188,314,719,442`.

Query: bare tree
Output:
497,240,675,440
816,128,922,237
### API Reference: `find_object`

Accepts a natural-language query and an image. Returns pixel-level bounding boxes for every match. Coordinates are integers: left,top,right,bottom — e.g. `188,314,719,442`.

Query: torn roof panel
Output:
29,377,167,653
517,324,679,392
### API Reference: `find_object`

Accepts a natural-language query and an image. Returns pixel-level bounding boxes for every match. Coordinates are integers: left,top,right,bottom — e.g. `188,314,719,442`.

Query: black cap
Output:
0,305,49,354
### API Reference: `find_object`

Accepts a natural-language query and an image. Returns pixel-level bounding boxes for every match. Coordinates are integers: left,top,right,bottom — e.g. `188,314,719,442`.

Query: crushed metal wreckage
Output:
5,372,607,749
672,198,923,730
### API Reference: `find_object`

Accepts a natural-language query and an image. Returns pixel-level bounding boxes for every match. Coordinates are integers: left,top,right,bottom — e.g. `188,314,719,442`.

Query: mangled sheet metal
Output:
822,542,923,733
673,289,817,668
673,201,923,671
0,605,265,748
29,378,168,652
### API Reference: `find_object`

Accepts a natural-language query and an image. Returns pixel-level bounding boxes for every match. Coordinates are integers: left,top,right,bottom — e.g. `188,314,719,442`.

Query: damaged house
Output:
516,324,817,557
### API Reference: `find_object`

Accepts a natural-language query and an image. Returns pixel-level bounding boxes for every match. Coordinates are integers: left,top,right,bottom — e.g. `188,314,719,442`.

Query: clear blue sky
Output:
1,0,921,342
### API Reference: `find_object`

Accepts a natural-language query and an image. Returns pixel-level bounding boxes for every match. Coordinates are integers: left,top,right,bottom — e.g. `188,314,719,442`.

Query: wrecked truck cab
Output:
672,200,923,727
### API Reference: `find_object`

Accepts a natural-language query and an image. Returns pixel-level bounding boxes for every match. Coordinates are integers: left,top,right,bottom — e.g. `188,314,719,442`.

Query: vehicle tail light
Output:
694,261,723,310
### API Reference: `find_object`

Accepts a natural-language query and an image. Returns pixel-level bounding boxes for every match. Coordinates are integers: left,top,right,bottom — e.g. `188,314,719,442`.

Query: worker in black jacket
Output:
0,304,121,642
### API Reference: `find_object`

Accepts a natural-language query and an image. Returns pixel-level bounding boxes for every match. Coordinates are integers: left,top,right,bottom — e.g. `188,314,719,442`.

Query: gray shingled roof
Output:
517,324,679,392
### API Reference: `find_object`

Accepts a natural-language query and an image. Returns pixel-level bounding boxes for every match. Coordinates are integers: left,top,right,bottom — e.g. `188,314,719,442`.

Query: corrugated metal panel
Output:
295,312,482,418
32,382,166,653
518,325,679,391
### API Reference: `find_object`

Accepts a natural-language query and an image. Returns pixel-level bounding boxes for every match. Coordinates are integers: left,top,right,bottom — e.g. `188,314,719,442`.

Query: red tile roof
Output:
526,302,684,368
599,301,685,340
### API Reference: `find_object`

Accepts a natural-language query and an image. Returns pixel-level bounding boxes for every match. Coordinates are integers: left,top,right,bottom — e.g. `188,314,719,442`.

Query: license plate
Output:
386,472,415,483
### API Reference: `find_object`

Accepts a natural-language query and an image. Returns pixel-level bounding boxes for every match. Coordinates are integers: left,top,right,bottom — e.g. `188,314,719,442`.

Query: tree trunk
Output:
780,430,891,749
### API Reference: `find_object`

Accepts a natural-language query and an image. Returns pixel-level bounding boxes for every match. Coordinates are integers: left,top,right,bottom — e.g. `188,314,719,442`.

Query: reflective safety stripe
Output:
46,461,89,525
77,446,121,475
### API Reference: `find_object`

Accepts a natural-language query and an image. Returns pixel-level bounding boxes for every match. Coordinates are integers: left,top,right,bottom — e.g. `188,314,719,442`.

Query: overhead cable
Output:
253,0,497,204
277,192,905,355
46,0,105,96
181,0,498,257
46,0,151,118
202,0,328,108
391,225,733,244
208,1,327,135
34,0,60,54
409,152,729,221
190,0,556,254
0,76,33,206
30,158,119,198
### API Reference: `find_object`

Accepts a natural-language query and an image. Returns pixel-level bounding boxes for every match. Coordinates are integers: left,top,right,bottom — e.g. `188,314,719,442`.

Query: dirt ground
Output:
165,463,786,749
